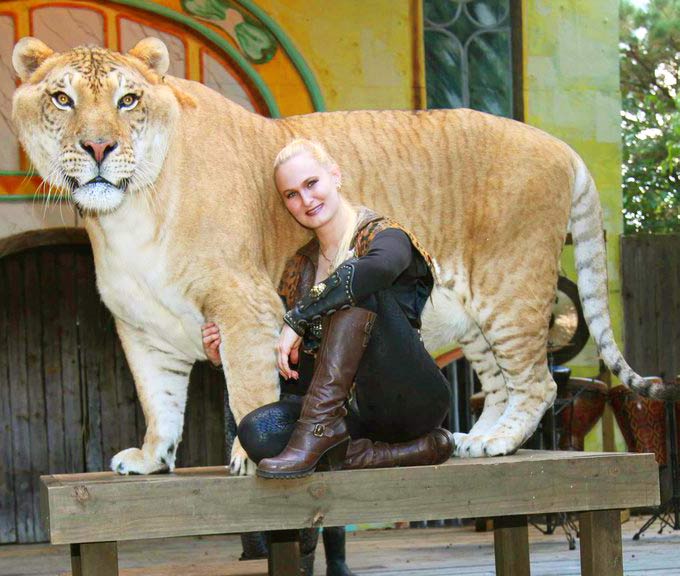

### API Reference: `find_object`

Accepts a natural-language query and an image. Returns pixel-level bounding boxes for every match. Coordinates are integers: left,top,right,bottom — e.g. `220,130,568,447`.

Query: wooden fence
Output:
0,245,229,544
621,234,680,381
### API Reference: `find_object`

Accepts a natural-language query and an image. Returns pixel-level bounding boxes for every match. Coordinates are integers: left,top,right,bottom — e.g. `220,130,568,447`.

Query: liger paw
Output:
110,447,170,475
229,440,256,476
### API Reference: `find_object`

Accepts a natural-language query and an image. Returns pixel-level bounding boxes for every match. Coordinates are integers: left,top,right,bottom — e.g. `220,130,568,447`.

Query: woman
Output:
203,138,453,479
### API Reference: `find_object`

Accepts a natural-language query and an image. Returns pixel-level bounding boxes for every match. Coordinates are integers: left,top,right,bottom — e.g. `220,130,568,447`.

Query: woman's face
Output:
275,151,342,230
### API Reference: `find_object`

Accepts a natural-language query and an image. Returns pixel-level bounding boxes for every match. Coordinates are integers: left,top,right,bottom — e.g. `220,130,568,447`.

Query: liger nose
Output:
80,139,118,164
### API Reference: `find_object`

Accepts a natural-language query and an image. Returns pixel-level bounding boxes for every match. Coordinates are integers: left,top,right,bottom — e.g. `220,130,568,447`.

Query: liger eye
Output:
51,91,74,110
118,93,139,110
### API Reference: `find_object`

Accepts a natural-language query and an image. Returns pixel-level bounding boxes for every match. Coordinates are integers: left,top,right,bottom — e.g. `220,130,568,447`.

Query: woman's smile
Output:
306,203,324,217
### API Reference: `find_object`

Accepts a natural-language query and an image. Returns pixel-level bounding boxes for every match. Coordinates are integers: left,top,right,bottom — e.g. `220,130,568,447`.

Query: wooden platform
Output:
39,450,660,575
3,518,680,576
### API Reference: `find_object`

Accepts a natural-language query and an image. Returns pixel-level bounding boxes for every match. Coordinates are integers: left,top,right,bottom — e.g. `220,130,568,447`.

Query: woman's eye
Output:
286,191,297,200
306,179,317,188
118,94,139,110
51,92,73,110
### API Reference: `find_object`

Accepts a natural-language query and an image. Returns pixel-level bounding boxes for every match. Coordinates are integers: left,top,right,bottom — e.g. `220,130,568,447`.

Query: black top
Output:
280,226,434,396
352,228,433,328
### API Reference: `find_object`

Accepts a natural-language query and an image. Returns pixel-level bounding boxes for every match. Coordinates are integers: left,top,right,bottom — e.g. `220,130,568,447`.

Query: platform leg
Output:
268,529,300,576
494,515,530,576
71,542,118,576
579,509,623,576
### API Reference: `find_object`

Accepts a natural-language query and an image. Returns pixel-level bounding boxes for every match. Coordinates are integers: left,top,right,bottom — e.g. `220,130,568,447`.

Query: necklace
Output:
319,245,338,275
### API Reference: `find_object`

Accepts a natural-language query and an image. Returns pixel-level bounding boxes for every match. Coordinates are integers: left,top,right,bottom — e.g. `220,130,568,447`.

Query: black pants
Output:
239,290,450,462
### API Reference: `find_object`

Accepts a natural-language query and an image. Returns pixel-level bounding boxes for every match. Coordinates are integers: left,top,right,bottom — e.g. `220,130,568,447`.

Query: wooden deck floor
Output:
1,515,678,576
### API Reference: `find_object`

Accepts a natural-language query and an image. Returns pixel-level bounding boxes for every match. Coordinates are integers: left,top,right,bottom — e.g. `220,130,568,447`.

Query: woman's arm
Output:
283,228,413,335
351,228,412,299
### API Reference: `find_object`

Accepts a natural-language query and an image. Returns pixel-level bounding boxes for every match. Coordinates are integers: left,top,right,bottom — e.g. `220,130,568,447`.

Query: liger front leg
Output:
110,320,194,475
206,272,284,476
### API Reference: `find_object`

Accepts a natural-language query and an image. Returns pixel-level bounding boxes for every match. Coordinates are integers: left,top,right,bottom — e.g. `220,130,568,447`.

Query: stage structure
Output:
0,0,625,544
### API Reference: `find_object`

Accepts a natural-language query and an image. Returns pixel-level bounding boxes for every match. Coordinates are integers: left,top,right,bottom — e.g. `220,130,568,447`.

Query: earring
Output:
337,180,342,190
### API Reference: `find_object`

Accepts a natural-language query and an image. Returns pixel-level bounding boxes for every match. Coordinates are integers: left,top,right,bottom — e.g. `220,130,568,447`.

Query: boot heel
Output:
318,439,349,472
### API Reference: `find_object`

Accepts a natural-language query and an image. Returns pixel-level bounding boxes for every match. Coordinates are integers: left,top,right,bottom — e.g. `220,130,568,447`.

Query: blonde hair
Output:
274,138,357,272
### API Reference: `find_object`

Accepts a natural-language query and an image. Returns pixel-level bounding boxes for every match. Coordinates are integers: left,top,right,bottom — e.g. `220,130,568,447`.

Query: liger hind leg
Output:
458,315,556,458
452,323,508,455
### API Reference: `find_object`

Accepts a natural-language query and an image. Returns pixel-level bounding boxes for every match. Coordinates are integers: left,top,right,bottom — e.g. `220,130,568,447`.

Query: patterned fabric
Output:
277,207,437,310
352,208,438,283
609,385,668,465
277,238,318,310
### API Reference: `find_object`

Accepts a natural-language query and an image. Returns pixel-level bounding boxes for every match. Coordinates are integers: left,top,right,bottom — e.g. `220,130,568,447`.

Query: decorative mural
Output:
181,0,277,64
0,0,324,199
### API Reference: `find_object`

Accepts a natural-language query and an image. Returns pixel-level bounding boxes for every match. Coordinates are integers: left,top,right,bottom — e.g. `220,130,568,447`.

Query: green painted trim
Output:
0,170,33,176
235,0,326,111
108,0,281,117
0,195,69,202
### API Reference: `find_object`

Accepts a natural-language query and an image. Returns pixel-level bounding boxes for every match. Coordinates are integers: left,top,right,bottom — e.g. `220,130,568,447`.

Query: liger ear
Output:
128,37,169,76
12,37,55,82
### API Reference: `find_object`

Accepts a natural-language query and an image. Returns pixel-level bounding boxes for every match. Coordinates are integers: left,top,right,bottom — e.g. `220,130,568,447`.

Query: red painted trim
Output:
198,45,265,115
29,2,109,47
435,348,464,368
115,12,189,78
0,10,20,88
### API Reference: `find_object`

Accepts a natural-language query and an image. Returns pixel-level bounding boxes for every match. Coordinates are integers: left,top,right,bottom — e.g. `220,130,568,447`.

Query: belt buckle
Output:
313,424,325,437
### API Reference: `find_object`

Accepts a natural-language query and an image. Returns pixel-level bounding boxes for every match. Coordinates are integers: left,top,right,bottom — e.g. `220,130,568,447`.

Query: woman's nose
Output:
300,189,314,206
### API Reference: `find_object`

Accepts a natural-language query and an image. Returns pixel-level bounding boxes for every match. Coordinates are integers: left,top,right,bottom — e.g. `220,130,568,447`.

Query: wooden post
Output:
579,510,623,576
493,515,530,576
268,530,300,576
70,542,119,576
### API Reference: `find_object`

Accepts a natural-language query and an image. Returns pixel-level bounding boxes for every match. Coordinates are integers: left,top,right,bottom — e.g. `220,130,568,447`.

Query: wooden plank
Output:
268,530,300,576
204,365,226,466
662,237,678,382
178,364,205,468
0,228,89,260
71,542,119,576
621,236,641,368
0,259,17,543
621,235,680,383
113,323,138,461
76,250,103,472
493,515,530,576
24,251,49,542
579,509,623,576
40,250,66,475
100,312,120,467
674,237,680,381
6,256,34,542
41,451,660,544
57,249,84,474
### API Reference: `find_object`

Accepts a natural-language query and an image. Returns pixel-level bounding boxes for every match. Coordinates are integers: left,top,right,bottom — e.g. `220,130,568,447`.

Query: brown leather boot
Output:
342,428,454,470
257,307,376,479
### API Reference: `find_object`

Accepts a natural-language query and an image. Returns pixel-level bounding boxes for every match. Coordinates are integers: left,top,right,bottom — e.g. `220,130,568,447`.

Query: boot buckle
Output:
313,424,326,437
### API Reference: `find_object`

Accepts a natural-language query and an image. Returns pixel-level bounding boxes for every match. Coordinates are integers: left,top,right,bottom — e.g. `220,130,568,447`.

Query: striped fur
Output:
571,158,675,400
11,38,669,473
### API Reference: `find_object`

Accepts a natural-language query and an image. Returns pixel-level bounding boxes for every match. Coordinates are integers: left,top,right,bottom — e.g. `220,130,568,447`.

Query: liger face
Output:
275,151,342,230
12,45,178,213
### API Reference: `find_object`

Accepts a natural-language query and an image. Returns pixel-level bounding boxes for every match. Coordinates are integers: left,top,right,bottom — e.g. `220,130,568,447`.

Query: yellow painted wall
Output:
523,0,623,369
258,0,420,111
522,0,624,449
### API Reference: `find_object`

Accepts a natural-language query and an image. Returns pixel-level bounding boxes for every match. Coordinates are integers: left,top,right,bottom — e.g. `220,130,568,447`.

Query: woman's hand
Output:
201,322,223,367
277,324,302,380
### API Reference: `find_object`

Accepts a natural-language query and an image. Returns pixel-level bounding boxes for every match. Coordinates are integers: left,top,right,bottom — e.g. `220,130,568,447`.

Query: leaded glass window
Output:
424,0,515,117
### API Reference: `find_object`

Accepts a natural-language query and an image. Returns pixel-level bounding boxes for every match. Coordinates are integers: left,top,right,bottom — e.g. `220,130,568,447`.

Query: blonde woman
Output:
203,138,453,480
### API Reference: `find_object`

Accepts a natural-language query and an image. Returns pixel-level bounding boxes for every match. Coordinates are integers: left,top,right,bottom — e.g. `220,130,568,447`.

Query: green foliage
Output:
620,0,680,233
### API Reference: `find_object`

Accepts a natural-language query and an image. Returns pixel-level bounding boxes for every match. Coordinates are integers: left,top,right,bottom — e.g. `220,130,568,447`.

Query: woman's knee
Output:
237,397,301,463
